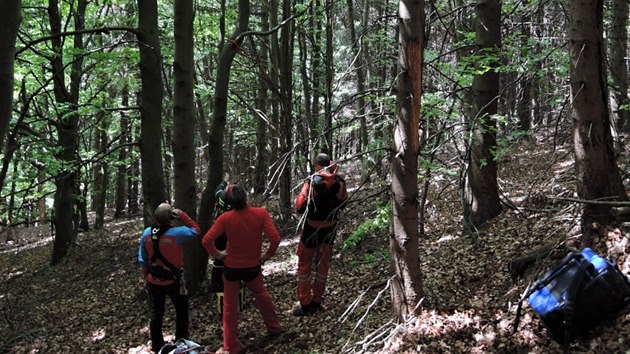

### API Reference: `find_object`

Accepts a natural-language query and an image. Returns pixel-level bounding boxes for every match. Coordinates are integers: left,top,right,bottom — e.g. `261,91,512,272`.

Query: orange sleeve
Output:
295,180,310,213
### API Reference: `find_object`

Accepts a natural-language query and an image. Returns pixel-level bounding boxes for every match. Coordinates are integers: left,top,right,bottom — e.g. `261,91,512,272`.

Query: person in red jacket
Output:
293,153,348,316
138,203,200,353
202,184,282,354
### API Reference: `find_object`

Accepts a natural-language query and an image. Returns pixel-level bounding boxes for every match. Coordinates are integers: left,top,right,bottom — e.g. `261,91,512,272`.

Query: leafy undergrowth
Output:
1,138,630,353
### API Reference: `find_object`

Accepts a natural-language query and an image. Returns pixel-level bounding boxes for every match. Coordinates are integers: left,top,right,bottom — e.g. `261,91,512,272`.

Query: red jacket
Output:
202,206,281,269
138,212,200,286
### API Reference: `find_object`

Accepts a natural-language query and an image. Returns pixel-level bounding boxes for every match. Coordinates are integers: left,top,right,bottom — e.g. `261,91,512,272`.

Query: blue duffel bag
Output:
514,248,630,351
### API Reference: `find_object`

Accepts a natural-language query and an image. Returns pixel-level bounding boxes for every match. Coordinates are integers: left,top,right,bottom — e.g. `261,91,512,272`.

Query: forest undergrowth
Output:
1,136,630,354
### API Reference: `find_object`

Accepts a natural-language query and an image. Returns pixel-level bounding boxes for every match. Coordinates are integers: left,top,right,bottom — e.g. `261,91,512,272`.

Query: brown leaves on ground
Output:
1,139,630,353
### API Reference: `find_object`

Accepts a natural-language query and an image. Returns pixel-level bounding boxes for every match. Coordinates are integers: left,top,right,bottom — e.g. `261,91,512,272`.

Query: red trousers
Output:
222,272,280,353
296,240,333,306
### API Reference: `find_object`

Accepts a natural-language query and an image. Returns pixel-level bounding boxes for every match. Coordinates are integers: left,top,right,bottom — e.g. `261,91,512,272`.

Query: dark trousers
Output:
147,281,189,352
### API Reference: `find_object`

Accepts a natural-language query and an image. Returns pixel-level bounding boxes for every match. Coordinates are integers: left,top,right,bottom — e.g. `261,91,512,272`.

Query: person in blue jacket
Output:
138,203,200,353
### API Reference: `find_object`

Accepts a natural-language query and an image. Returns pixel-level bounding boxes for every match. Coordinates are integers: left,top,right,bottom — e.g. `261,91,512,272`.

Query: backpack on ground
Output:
513,247,630,351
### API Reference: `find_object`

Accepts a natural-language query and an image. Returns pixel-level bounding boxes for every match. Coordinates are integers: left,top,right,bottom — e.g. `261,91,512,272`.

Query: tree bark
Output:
93,119,109,229
323,0,334,155
173,0,197,217
0,0,21,152
569,0,627,245
173,0,205,294
390,0,425,321
254,8,270,195
609,0,629,131
49,0,87,265
278,0,294,218
114,84,130,218
198,0,250,233
464,0,502,232
137,0,167,226
310,0,322,155
345,0,370,181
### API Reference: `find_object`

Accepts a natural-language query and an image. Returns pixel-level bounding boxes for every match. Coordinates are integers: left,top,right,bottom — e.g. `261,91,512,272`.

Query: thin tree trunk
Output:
569,0,627,245
278,0,294,218
310,0,321,155
0,0,21,151
254,8,270,194
345,0,369,181
610,0,629,131
517,1,532,134
323,0,334,155
390,0,425,321
93,120,108,229
137,0,167,226
268,0,281,166
128,148,140,215
114,84,130,218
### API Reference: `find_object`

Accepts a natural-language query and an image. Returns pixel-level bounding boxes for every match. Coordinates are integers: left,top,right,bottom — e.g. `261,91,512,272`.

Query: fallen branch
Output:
550,196,630,206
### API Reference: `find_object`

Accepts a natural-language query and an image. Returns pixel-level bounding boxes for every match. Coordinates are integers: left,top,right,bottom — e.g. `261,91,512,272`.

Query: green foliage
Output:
343,202,391,251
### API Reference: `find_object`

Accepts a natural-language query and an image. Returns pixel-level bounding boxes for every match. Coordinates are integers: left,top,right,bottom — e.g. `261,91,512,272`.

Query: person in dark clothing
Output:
293,153,348,316
138,203,200,353
210,181,232,305
203,185,283,354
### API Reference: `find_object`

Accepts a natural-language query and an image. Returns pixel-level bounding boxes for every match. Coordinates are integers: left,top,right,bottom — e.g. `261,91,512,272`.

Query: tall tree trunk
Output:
569,0,627,245
345,0,370,181
114,84,130,218
174,0,205,294
609,0,629,131
390,0,425,321
254,8,270,195
268,0,281,167
310,0,322,155
173,0,197,215
278,0,294,218
323,0,334,155
49,0,87,265
0,0,21,151
298,27,311,174
128,148,140,215
137,0,167,226
464,0,502,232
198,0,250,233
93,120,108,229
517,1,532,134
531,4,544,126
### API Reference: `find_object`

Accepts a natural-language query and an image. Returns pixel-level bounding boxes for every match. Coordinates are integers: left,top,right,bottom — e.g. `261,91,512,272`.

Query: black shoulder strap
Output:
149,225,178,274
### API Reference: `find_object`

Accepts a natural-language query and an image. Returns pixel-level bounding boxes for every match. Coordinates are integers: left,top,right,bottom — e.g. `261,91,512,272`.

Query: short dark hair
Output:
154,203,172,225
228,185,248,210
314,153,331,167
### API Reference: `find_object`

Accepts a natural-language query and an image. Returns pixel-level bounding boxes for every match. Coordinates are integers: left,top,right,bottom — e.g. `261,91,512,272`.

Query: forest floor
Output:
1,136,630,354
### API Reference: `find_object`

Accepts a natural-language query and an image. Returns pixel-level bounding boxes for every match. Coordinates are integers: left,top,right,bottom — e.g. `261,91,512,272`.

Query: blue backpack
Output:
514,248,630,352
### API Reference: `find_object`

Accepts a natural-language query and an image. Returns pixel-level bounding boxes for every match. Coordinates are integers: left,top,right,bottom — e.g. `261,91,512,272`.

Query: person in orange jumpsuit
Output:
293,153,348,316
202,184,282,353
